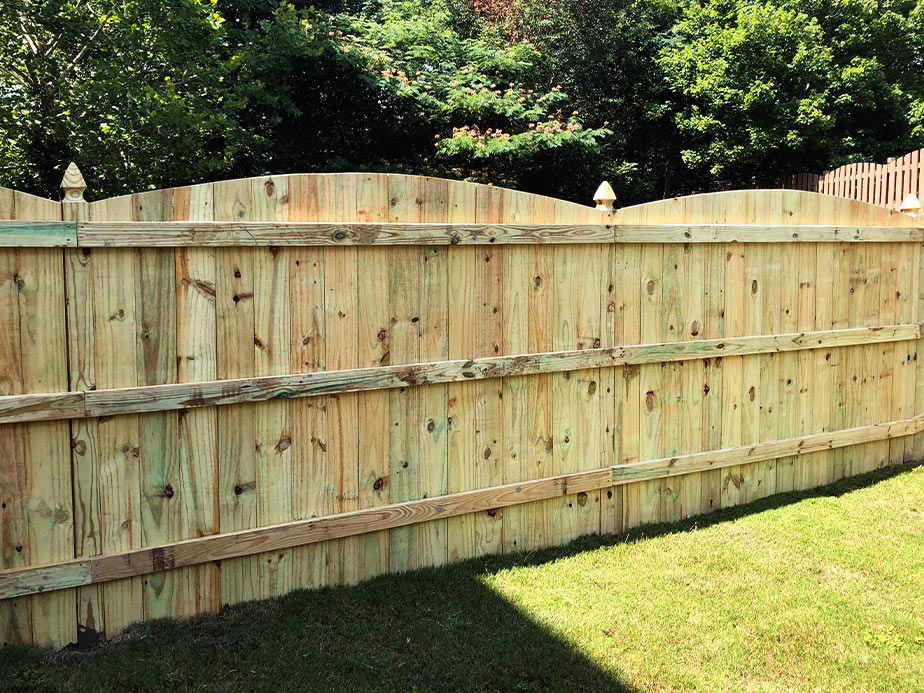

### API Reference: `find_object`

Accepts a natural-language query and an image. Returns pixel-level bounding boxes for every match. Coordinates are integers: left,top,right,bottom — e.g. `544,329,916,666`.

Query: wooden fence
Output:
786,147,923,211
1,171,922,649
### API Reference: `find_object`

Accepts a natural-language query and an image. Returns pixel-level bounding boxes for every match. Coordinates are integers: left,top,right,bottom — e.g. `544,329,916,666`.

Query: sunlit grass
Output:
483,464,924,690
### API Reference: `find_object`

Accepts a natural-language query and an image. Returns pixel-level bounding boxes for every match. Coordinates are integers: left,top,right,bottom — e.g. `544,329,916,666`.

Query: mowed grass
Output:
3,463,924,692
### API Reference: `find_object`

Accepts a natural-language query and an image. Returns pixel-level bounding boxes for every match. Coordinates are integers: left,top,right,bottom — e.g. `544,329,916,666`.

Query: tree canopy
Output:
2,0,922,204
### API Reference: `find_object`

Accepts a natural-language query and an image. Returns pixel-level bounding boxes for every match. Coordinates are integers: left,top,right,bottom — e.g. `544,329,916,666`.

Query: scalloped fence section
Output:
0,174,922,648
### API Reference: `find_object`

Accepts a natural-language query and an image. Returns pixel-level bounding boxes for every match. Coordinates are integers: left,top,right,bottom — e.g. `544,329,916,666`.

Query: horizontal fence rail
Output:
2,412,921,601
2,220,924,247
1,323,919,424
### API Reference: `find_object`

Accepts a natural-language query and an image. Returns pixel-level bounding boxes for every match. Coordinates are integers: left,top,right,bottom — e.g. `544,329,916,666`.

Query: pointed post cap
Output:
60,162,87,202
899,193,921,216
593,181,616,211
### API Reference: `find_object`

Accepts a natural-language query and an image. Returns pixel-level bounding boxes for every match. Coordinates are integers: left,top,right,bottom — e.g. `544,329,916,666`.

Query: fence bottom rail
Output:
1,412,921,602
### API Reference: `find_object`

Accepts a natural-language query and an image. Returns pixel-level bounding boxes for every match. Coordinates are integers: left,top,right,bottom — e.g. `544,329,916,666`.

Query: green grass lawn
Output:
4,463,924,692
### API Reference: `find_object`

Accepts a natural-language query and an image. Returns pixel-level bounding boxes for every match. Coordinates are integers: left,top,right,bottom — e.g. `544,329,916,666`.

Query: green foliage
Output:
509,0,680,203
660,0,924,187
1,0,923,202
800,0,924,163
660,0,834,184
0,0,256,196
329,0,609,194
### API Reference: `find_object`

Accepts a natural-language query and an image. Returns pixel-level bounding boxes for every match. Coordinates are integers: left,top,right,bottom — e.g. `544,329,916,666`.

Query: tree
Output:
328,0,610,198
660,0,836,186
2,0,922,202
797,0,924,164
503,0,680,202
0,0,266,197
659,0,924,189
0,0,606,201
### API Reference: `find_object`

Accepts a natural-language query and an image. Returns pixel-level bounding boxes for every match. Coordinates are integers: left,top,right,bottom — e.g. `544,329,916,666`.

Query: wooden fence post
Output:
61,163,87,205
900,193,921,218
60,163,103,647
593,181,616,212
2,165,81,647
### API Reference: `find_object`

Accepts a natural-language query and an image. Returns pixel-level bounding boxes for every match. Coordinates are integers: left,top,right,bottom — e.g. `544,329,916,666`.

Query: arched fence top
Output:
4,172,920,227
615,189,920,227
85,172,609,224
0,186,62,221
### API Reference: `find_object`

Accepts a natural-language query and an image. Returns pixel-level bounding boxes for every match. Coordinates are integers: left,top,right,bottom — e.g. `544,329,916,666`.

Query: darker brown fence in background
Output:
786,147,923,211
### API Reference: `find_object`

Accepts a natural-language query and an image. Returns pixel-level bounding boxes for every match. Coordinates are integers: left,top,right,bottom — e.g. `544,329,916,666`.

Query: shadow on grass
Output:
2,567,631,692
2,461,919,692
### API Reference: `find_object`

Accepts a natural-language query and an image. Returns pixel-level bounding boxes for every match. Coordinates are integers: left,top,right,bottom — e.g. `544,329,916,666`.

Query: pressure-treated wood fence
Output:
1,172,922,649
786,147,923,211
